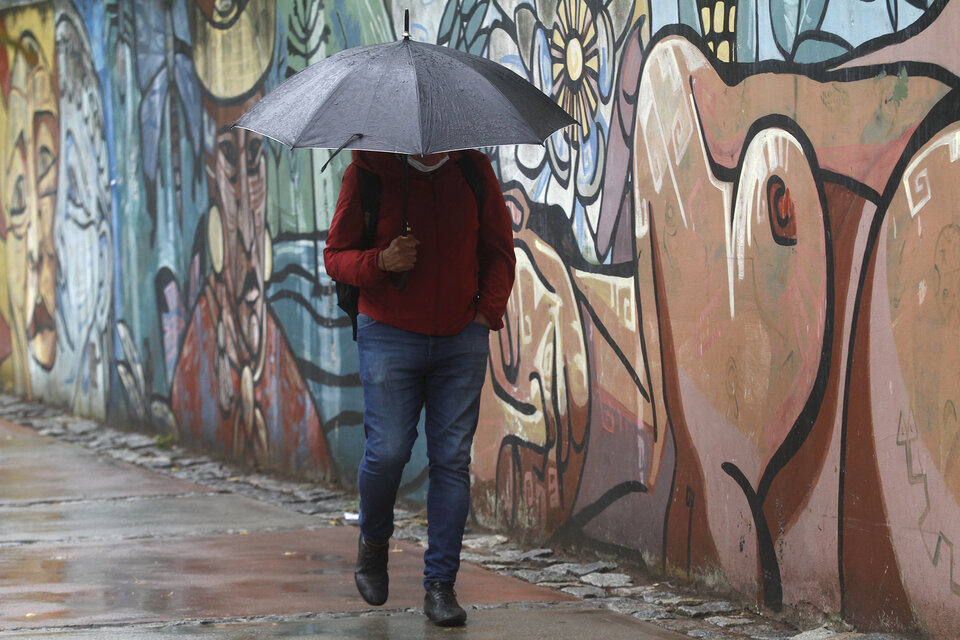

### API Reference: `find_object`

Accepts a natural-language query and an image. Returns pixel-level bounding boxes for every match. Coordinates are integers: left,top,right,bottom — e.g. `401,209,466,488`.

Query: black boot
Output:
354,535,389,605
423,581,467,626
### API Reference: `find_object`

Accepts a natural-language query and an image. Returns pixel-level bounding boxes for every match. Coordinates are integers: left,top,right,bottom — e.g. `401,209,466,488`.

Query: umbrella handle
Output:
400,153,409,237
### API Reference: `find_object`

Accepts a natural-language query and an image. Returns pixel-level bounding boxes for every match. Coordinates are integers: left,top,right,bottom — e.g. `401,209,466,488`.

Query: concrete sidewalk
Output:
0,415,686,639
0,396,907,640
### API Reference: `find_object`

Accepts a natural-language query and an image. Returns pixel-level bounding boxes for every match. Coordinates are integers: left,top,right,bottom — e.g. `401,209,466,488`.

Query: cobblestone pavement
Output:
0,394,915,640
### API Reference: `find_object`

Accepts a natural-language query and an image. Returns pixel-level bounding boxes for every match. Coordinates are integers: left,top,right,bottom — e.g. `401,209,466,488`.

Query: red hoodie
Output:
324,150,516,335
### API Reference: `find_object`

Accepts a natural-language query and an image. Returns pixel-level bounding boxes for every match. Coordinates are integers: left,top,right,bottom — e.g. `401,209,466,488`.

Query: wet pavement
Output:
0,607,686,639
0,395,911,640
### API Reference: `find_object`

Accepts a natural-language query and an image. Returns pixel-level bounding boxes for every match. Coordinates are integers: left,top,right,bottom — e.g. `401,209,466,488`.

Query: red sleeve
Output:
472,152,517,331
323,163,389,288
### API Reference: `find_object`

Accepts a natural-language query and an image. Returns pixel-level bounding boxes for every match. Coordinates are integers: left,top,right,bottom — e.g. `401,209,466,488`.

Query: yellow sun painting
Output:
550,0,601,143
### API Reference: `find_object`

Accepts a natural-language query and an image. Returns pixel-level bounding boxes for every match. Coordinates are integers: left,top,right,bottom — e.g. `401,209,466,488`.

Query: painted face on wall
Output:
2,34,59,371
205,93,267,365
48,11,113,418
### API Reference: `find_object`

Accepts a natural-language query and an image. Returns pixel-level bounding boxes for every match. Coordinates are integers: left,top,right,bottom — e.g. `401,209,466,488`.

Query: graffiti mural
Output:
0,5,57,401
468,0,960,636
108,0,208,432
165,0,331,475
1,0,959,635
1,2,112,419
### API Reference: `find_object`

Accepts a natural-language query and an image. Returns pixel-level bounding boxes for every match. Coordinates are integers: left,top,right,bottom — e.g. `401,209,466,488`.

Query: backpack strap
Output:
456,152,485,213
356,165,381,249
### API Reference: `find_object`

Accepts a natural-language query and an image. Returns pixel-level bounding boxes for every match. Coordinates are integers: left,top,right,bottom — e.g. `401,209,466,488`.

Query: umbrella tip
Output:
402,8,410,40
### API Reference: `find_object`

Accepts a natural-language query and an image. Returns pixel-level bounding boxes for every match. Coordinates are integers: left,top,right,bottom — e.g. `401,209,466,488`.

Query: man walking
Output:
324,149,515,626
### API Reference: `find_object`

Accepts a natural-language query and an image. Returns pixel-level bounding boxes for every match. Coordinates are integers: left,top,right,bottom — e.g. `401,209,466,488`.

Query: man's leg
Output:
355,316,426,604
422,321,489,625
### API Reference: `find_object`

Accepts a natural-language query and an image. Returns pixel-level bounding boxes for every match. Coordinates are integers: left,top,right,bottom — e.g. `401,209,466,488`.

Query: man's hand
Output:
474,311,492,328
379,234,420,272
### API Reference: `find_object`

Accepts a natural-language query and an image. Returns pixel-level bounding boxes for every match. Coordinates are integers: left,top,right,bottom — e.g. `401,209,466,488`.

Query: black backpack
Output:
335,153,486,340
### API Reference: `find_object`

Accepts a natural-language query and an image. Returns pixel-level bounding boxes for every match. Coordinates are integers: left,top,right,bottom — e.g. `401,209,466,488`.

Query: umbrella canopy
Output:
233,14,575,155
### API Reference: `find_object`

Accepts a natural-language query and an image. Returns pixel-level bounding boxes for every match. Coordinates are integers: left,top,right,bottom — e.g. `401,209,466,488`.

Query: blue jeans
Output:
356,314,490,586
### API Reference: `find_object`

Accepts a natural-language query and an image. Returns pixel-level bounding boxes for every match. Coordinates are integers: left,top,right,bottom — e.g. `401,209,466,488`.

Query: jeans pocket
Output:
470,320,491,332
357,313,376,332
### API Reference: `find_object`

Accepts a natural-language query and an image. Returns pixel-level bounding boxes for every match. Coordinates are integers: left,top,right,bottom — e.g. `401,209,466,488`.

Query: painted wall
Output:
0,0,957,635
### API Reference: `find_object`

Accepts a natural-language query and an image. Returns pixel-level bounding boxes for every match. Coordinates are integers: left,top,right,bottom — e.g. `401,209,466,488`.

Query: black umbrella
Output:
234,10,575,232
235,11,574,156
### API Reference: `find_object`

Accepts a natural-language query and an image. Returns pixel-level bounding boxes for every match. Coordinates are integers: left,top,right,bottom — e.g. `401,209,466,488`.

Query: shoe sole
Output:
427,613,466,627
424,602,467,627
